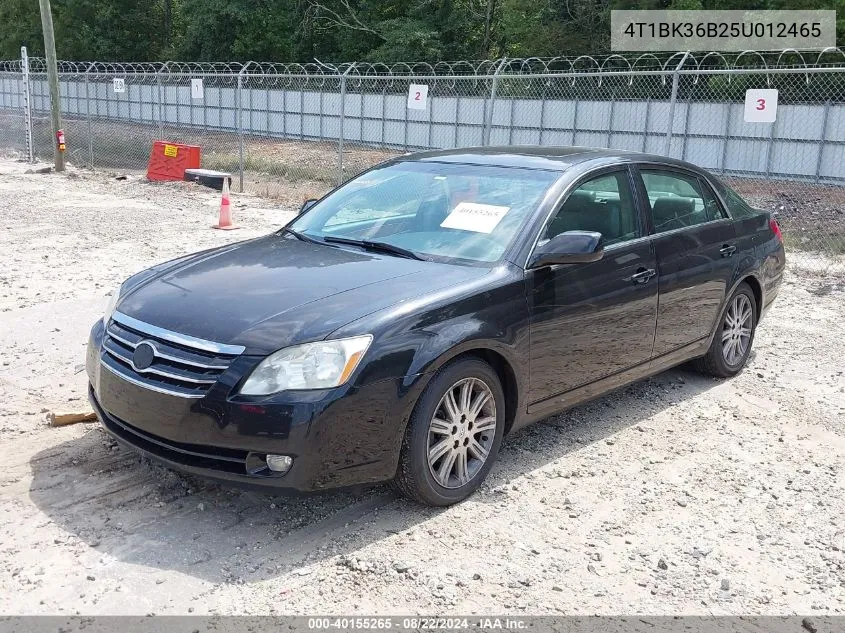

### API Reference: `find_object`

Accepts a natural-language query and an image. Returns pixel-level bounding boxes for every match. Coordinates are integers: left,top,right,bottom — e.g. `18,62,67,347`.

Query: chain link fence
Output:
0,50,844,273
0,58,28,157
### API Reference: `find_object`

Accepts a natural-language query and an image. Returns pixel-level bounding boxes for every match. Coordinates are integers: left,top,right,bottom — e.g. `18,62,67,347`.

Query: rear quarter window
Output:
712,179,759,219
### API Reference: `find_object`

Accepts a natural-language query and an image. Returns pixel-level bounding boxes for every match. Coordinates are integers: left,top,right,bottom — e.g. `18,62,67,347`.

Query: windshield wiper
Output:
322,236,425,260
282,227,324,245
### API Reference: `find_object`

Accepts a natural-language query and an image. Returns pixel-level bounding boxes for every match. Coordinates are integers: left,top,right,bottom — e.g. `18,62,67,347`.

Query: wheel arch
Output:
461,348,520,436
739,274,763,323
411,343,523,438
705,272,764,349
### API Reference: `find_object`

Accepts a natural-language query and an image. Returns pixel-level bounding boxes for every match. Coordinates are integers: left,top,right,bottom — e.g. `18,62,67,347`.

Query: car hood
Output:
116,234,489,353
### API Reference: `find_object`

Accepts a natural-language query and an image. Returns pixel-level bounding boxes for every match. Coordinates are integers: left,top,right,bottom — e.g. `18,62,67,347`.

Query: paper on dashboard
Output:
440,202,511,234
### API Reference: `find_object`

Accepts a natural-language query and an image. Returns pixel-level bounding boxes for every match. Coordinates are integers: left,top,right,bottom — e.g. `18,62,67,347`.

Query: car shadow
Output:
28,365,720,585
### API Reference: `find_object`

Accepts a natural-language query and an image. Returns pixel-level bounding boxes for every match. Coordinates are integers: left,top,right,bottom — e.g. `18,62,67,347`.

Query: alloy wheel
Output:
426,377,497,489
722,293,753,365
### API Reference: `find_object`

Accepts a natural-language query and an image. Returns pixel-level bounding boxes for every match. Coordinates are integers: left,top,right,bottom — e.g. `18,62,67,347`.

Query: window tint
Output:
544,171,640,246
640,170,726,233
712,179,759,219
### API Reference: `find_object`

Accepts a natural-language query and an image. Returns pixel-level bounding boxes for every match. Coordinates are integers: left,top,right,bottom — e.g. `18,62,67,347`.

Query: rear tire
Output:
693,282,757,378
392,357,505,506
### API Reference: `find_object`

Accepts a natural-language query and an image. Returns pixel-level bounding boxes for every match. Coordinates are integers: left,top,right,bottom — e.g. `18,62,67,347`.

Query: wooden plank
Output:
48,411,97,427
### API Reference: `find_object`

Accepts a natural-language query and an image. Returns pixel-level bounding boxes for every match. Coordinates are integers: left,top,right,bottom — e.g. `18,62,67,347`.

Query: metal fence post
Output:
814,99,831,182
85,62,95,168
337,65,352,185
664,52,689,157
20,46,34,163
764,110,779,180
483,57,507,146
237,62,253,193
720,98,731,175
156,62,168,140
679,86,693,160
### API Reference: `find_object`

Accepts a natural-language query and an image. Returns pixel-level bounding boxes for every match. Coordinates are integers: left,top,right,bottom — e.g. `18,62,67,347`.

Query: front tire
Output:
693,282,757,378
393,357,505,506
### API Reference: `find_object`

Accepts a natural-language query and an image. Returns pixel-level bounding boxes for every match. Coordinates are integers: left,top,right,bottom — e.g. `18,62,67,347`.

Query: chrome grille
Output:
101,312,245,398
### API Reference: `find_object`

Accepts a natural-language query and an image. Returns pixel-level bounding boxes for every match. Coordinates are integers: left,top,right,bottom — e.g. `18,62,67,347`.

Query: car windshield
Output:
289,161,559,263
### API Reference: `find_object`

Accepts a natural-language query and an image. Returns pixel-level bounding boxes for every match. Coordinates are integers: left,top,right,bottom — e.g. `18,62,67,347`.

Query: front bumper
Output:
87,319,414,492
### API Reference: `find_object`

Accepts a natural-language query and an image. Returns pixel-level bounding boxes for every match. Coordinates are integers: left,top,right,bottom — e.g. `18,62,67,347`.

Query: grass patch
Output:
203,152,337,185
783,232,845,257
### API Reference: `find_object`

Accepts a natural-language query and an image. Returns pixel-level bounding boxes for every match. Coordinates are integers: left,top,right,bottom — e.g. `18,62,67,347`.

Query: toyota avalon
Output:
87,146,785,506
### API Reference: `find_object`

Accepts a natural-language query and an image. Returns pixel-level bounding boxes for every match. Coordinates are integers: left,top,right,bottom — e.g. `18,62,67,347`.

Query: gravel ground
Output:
0,158,844,616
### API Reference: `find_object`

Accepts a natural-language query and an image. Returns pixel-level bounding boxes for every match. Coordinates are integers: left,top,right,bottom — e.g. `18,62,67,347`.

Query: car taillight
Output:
770,218,783,242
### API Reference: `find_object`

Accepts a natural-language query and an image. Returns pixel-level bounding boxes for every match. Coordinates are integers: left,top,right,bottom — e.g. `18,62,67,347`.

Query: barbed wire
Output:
0,59,23,72
4,48,843,79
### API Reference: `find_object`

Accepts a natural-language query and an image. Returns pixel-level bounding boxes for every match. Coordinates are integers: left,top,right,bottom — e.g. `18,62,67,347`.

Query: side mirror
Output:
528,230,604,268
300,199,318,215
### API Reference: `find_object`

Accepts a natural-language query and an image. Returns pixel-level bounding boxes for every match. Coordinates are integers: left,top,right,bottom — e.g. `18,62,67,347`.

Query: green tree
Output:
178,0,300,61
0,0,48,57
0,0,178,60
0,0,842,63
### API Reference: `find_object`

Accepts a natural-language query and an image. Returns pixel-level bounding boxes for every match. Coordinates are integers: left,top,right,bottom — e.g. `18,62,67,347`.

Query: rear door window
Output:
640,169,726,234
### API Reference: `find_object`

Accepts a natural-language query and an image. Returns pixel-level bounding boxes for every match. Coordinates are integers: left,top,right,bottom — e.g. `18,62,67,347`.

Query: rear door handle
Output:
720,244,737,257
630,268,656,284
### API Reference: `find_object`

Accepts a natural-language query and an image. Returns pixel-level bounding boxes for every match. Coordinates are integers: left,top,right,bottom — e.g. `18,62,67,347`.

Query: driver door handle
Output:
630,267,656,284
720,244,737,257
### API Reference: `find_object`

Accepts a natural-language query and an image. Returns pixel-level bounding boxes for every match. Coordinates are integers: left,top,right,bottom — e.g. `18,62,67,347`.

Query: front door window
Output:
544,171,640,247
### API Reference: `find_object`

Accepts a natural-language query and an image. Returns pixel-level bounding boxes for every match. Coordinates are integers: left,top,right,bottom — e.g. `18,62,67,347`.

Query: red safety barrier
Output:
147,141,201,182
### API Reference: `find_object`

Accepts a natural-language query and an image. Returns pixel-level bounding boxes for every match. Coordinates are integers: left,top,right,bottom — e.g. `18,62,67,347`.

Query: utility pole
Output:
38,0,64,171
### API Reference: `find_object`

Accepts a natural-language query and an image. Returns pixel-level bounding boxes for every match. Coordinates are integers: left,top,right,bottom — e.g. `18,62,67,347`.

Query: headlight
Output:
239,335,373,395
102,283,123,325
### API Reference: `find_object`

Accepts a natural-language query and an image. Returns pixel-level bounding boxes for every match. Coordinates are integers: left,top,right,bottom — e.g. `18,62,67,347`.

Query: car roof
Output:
398,145,706,175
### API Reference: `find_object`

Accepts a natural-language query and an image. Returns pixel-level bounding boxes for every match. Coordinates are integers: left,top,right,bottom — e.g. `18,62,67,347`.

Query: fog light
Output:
266,454,293,473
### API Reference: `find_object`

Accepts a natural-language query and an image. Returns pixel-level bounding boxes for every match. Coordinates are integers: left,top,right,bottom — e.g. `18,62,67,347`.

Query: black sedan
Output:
87,146,785,506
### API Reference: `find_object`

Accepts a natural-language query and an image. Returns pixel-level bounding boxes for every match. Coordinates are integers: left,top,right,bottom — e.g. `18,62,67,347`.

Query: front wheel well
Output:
461,349,519,436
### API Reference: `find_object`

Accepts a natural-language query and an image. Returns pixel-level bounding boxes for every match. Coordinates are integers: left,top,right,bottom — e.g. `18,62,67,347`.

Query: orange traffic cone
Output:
212,178,239,230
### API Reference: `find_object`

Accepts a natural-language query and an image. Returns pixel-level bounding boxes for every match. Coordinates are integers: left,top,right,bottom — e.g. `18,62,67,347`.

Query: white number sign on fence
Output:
191,78,204,100
113,78,125,93
744,89,778,123
407,84,428,110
